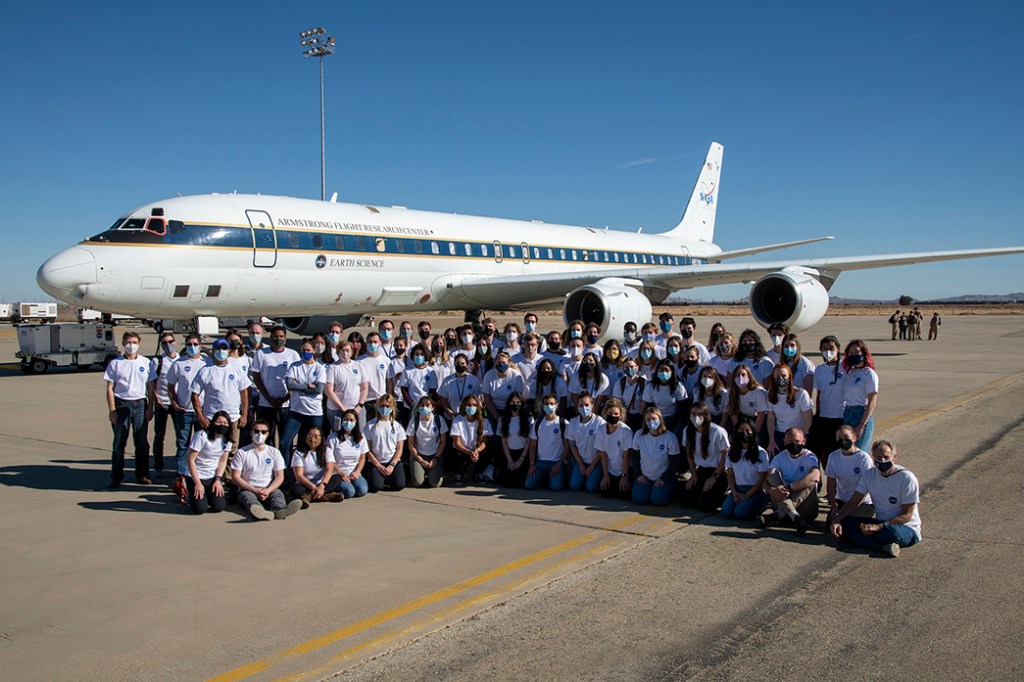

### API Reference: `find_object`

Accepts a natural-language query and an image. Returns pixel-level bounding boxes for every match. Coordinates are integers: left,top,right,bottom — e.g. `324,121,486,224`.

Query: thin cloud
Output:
617,157,659,170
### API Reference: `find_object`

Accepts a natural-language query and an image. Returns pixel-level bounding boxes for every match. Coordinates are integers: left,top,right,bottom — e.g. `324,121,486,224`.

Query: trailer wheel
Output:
20,364,33,374
30,359,49,374
76,363,93,371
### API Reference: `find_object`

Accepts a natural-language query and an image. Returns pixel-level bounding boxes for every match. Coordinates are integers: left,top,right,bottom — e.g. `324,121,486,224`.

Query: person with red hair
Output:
841,340,879,450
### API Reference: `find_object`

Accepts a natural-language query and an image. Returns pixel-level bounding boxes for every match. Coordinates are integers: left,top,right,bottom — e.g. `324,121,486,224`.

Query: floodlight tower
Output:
299,27,336,201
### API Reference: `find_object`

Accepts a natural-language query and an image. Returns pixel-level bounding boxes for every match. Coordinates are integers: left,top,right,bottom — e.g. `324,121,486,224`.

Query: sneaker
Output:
173,476,188,504
758,512,779,529
324,492,344,503
795,517,809,536
454,473,463,484
107,480,122,490
274,499,303,520
137,477,152,485
249,504,274,521
299,493,312,509
883,542,901,558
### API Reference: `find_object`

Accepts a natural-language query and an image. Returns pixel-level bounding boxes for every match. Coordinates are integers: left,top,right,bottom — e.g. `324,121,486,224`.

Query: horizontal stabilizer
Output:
711,236,834,261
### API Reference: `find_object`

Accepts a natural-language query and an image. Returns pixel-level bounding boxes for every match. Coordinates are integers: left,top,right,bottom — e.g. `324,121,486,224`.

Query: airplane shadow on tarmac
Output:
0,460,113,492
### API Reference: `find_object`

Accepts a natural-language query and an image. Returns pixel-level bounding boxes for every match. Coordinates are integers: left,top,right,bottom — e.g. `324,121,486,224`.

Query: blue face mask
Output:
301,351,315,361
418,407,433,416
214,349,229,362
783,347,797,358
381,329,393,340
496,363,509,373
579,405,592,418
186,344,201,356
341,421,356,432
587,334,600,345
646,419,661,430
543,404,557,415
525,322,536,333
327,333,341,345
660,321,672,333
570,329,582,339
657,371,672,382
625,367,638,377
400,328,412,339
464,406,478,416
640,349,653,360
413,355,426,366
642,333,655,343
366,342,380,353
667,346,680,356
378,407,393,417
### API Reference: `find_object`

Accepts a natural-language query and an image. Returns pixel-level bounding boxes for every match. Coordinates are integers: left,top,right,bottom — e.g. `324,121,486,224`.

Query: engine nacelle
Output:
749,268,830,332
563,278,653,341
279,314,366,336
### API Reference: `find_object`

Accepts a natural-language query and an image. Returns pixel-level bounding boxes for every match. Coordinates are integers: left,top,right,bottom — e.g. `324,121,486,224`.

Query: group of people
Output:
102,312,921,556
888,307,941,341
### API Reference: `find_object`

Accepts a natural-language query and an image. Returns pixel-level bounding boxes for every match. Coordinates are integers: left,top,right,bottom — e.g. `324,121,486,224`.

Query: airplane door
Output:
246,210,277,267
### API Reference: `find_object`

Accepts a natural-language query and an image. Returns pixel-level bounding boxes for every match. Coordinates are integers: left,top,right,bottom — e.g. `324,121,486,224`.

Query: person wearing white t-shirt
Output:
765,323,789,365
399,346,439,420
731,329,776,386
496,393,532,488
777,334,816,394
438,356,481,423
406,396,449,488
825,426,875,525
513,333,543,383
677,317,711,365
761,428,820,534
167,334,212,478
191,338,251,453
831,440,921,558
566,393,607,493
450,395,494,483
619,322,640,358
325,340,369,432
630,407,681,506
612,358,647,432
595,398,633,499
526,358,568,418
568,353,610,416
695,366,729,425
481,352,526,426
766,365,813,456
810,335,846,466
680,403,731,511
642,361,688,432
278,339,325,458
147,331,179,477
184,410,232,514
250,326,301,447
103,330,153,488
525,394,568,492
327,411,370,498
289,427,344,505
358,332,390,420
581,323,604,362
723,365,769,447
231,420,302,521
841,340,880,451
720,422,770,520
364,395,407,493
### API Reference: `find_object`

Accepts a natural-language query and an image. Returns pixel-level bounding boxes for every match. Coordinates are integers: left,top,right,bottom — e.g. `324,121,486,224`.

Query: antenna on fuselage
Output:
637,227,644,233
330,192,338,203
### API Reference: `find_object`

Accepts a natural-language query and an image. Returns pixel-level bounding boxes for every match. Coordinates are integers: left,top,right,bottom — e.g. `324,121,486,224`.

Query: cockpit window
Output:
108,218,126,231
119,218,146,230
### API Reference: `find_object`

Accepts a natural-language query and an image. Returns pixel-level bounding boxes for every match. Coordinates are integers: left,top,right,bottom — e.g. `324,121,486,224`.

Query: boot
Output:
323,492,344,503
299,493,312,509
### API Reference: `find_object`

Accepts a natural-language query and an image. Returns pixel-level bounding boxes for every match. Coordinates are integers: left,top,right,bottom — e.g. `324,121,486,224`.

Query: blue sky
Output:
2,1,1022,303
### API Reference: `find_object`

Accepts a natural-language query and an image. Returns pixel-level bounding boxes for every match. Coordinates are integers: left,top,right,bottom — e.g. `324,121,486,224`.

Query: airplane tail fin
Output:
662,141,723,243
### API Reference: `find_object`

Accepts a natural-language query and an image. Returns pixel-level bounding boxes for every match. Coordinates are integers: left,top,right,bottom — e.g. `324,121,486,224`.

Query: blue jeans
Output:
843,405,875,451
279,411,322,459
110,398,150,483
841,515,919,552
568,461,604,493
632,476,676,506
525,460,566,491
338,474,369,498
720,485,766,520
171,410,198,476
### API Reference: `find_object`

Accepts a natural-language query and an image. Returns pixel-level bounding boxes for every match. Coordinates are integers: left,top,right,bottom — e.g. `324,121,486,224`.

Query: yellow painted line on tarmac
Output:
207,524,630,682
877,369,1024,433
278,539,622,682
0,363,21,369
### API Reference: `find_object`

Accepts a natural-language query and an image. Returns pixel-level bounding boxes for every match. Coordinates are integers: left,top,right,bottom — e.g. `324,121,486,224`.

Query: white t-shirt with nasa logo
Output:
825,449,874,503
768,388,813,432
231,444,285,488
406,415,449,457
326,361,365,410
166,355,212,412
842,367,879,408
251,347,300,407
630,430,680,480
290,449,335,485
192,363,252,420
812,363,846,419
450,416,493,451
481,369,526,411
566,415,606,464
187,430,230,479
725,447,770,487
364,418,406,464
682,423,731,468
531,417,566,462
768,450,820,488
594,424,633,476
358,354,390,401
327,434,369,475
855,466,921,540
734,387,769,418
104,355,152,400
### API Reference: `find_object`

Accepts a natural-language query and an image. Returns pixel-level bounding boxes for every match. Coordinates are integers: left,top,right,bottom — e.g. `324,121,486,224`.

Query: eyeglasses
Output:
253,430,270,435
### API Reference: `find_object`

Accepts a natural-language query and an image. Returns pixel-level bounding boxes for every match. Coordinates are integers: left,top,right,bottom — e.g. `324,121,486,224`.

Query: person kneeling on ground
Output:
830,439,921,558
760,427,820,534
231,419,303,521
630,407,680,506
289,426,344,507
720,422,769,521
184,410,232,515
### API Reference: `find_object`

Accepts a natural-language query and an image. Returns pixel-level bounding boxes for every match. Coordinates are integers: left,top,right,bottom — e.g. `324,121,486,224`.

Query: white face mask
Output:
822,349,838,362
701,376,716,388
124,343,139,355
462,334,473,345
252,432,267,445
691,415,705,427
771,334,784,347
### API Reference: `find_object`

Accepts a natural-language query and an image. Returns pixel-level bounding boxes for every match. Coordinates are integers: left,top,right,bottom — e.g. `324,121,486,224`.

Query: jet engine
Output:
748,268,830,332
279,314,366,336
563,278,653,340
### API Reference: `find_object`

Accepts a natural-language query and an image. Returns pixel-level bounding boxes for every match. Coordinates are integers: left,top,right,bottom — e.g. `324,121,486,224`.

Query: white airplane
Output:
37,142,1024,336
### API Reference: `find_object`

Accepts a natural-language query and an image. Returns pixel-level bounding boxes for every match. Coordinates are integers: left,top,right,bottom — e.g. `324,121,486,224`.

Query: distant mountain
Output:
923,293,1024,303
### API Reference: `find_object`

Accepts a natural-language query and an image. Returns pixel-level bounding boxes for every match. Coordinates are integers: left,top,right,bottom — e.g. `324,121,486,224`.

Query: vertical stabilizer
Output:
663,141,723,243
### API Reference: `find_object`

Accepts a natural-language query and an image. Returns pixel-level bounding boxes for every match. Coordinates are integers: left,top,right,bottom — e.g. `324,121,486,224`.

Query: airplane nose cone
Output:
37,246,97,301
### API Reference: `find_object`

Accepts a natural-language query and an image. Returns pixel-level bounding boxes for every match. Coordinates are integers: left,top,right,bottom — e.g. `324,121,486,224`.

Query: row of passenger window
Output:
273,230,693,267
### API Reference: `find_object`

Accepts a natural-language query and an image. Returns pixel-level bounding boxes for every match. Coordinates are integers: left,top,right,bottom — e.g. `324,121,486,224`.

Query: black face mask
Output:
548,342,561,352
509,404,521,414
455,365,468,375
837,437,855,451
680,328,693,339
538,370,553,381
786,442,804,456
212,424,229,435
432,344,443,355
446,338,457,348
684,358,698,369
229,340,241,350
605,415,620,425
737,432,753,445
743,343,757,354
876,459,895,473
419,330,431,340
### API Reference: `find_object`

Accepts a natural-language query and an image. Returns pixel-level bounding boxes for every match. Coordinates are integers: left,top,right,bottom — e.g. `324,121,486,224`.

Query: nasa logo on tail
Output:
699,181,716,206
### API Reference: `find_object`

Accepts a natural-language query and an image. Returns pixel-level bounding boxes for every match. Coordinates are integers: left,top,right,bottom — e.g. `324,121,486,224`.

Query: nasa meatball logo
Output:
138,366,146,373
265,457,272,465
659,443,665,451
889,496,898,504
799,465,805,472
315,254,327,269
854,466,861,474
229,374,235,380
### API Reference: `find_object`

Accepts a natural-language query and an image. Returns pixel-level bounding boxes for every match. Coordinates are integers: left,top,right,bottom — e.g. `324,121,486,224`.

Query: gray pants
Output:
410,455,444,488
767,472,818,522
237,488,287,517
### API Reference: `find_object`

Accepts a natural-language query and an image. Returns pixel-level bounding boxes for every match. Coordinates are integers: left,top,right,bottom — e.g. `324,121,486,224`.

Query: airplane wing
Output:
709,236,834,261
454,246,1024,307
